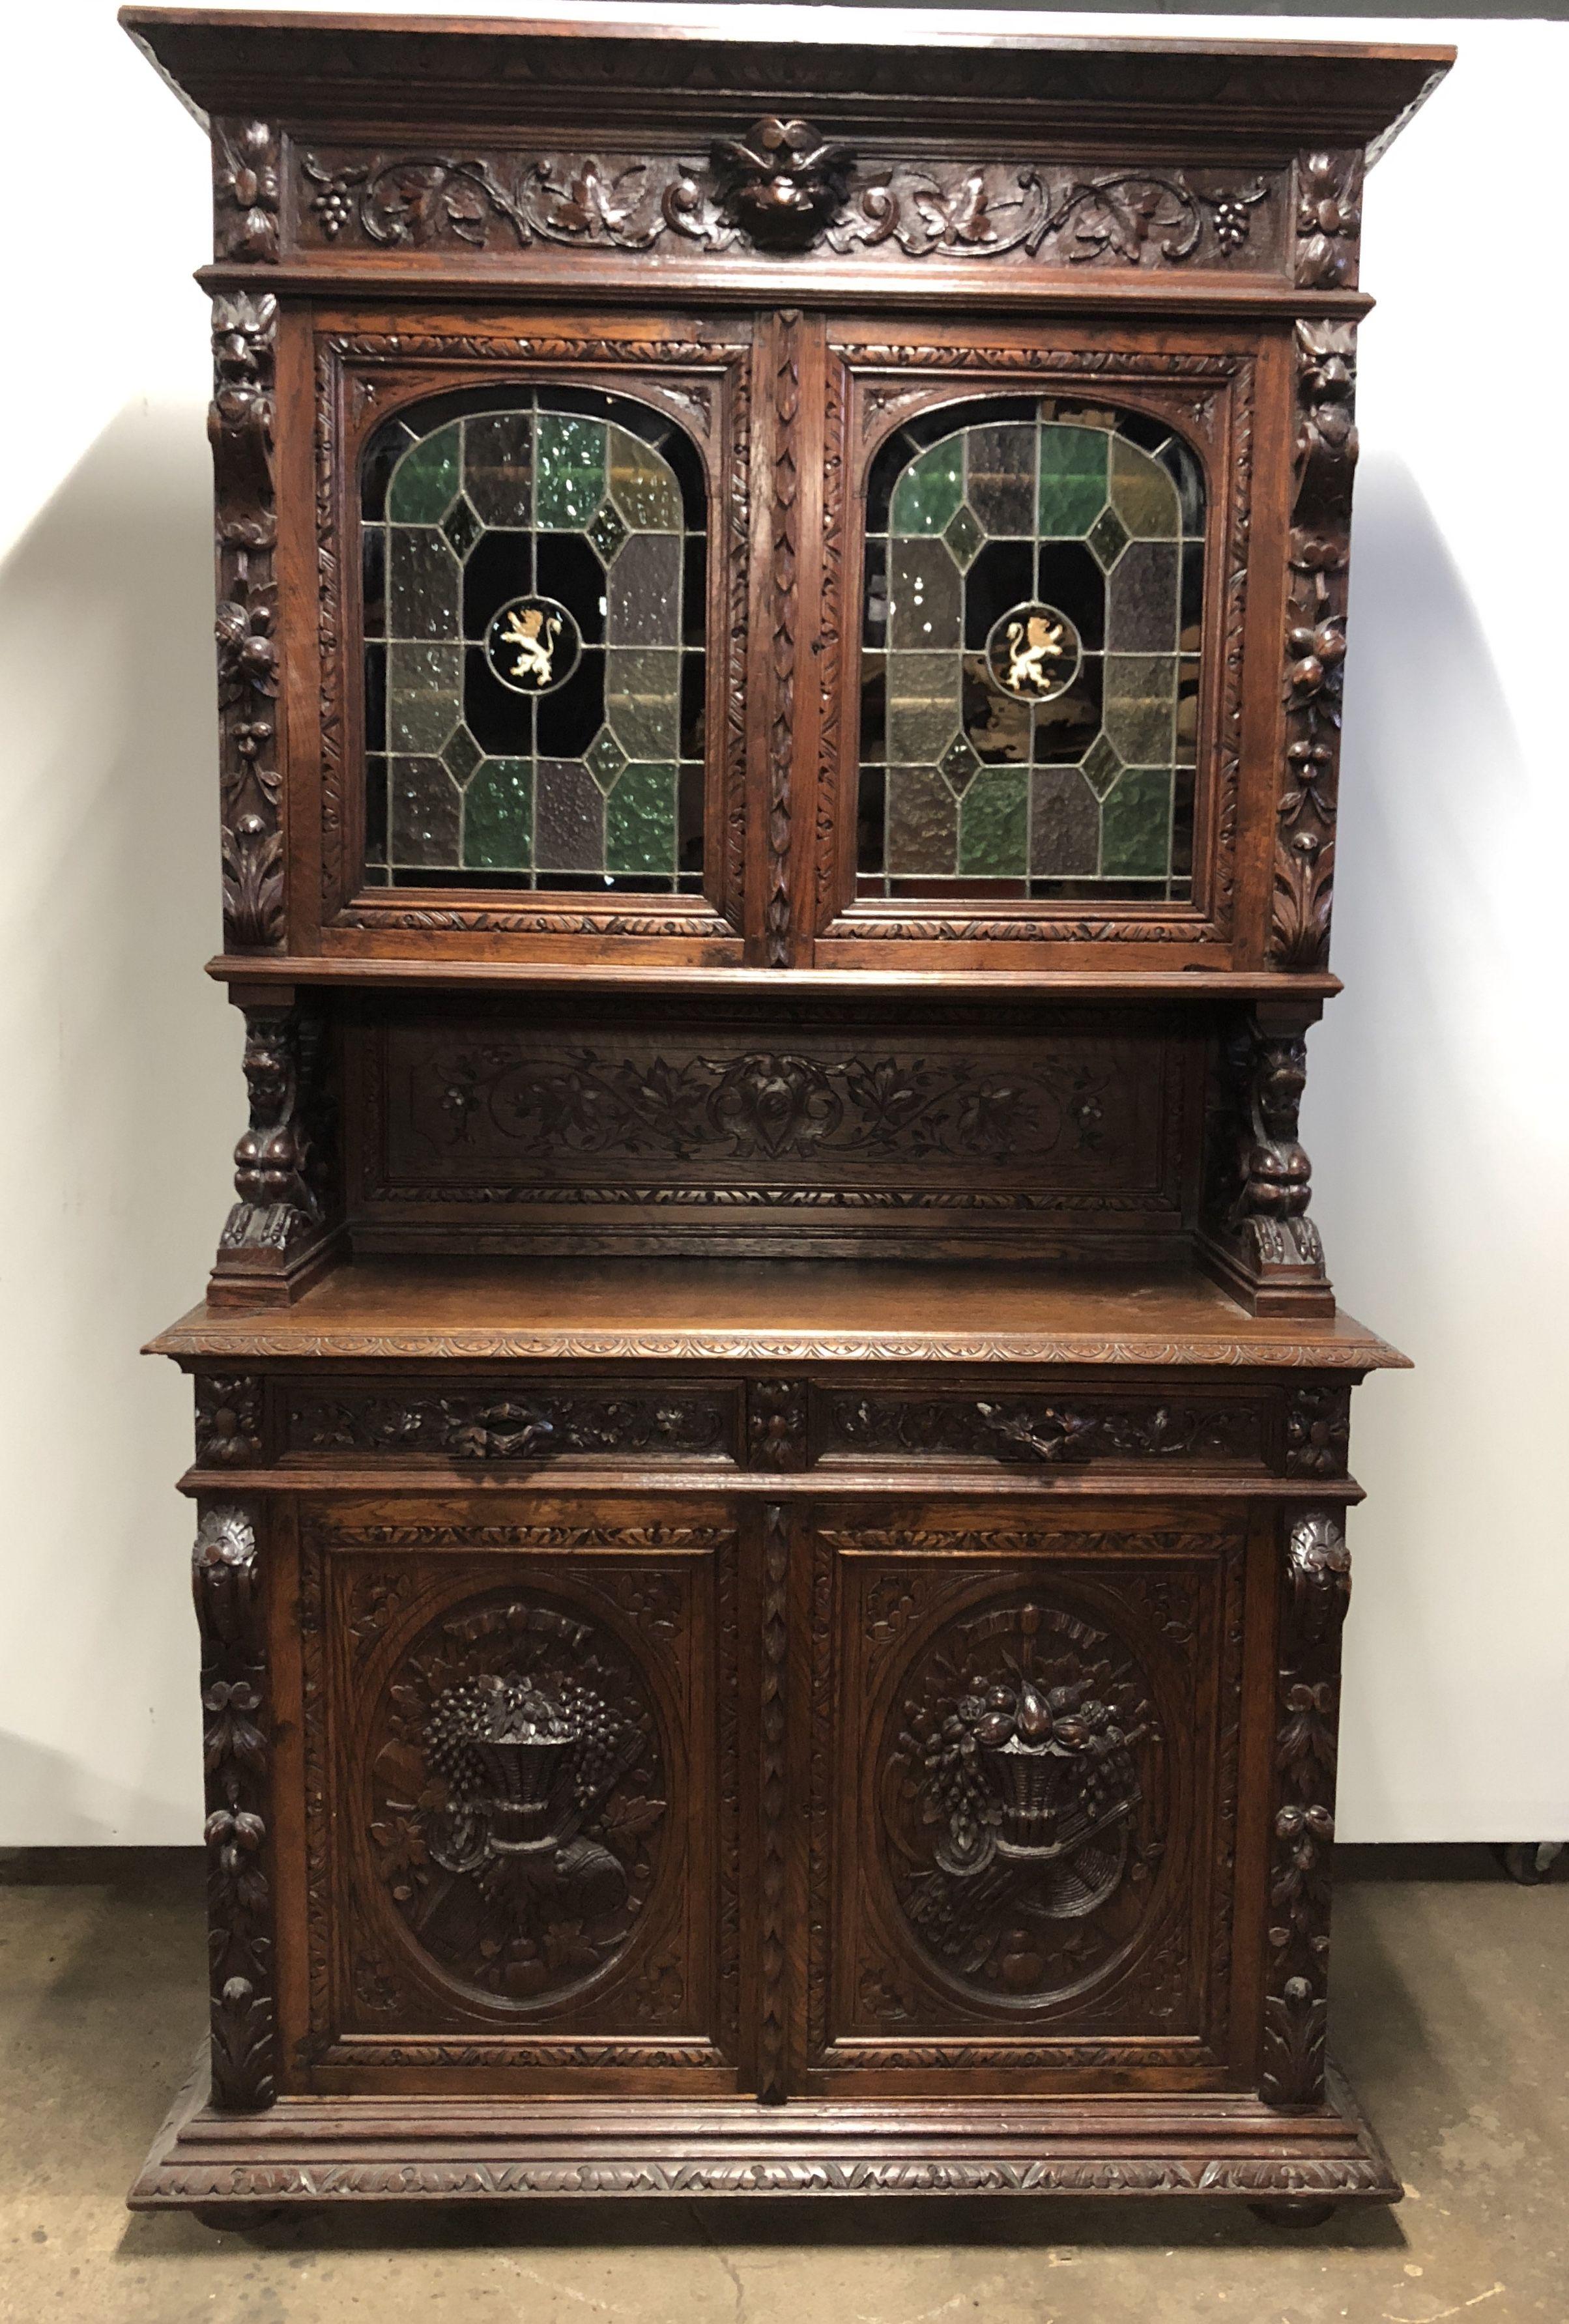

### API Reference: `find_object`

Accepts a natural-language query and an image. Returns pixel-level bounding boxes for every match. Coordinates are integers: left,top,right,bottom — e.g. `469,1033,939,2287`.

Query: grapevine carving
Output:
193,1506,274,2110
295,141,1279,269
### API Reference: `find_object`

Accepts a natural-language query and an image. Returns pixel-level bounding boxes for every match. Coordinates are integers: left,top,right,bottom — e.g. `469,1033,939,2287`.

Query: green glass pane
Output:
536,414,606,529
607,762,677,876
609,429,682,530
1038,426,1107,536
387,642,463,753
463,758,533,870
1101,766,1173,876
1104,655,1177,762
958,767,1028,876
886,766,958,875
1110,435,1179,539
891,441,964,536
388,423,461,524
606,648,680,758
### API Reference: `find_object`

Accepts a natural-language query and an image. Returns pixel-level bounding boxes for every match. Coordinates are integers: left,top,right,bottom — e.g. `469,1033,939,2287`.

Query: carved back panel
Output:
342,992,1207,1259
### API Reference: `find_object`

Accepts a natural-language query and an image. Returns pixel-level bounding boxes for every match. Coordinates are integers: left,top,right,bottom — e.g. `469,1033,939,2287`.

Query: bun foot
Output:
1249,2199,1338,2230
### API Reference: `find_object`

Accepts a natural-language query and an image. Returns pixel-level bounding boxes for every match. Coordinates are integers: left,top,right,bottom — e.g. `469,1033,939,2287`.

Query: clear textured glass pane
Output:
888,652,962,764
966,425,1035,536
889,539,962,652
1030,766,1100,876
364,393,703,889
886,766,958,874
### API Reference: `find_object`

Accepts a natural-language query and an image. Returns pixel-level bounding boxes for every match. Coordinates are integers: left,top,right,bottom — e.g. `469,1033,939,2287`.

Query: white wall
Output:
1,2,1563,1844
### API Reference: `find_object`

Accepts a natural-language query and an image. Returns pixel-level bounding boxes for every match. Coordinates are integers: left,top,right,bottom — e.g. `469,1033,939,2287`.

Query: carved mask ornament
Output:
710,116,856,249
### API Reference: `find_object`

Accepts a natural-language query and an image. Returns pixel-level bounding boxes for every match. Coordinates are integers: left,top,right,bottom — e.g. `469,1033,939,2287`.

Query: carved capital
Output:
1263,1510,1349,2112
193,1505,274,2112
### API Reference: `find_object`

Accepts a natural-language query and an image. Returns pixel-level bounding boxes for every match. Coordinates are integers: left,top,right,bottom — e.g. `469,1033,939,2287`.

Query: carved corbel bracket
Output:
193,1504,275,2112
1198,1003,1333,1319
210,998,344,1309
1262,1510,1350,2112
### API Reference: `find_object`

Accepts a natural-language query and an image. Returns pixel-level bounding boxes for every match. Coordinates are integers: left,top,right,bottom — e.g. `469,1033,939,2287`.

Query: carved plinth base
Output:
131,2051,1399,2210
208,1220,348,1310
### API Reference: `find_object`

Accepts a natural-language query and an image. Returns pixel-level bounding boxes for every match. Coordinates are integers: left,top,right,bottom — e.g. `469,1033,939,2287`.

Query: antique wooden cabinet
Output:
122,8,1450,2220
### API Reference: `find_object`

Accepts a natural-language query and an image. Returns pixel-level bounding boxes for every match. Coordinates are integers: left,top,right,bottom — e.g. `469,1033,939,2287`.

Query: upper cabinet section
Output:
126,7,1449,982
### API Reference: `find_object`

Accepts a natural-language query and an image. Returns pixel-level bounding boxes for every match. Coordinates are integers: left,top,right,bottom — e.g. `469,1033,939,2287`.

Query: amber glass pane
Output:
859,398,1205,903
362,390,706,893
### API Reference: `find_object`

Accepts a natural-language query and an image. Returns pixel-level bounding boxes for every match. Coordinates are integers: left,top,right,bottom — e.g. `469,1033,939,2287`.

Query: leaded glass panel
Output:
858,398,1204,902
362,388,706,891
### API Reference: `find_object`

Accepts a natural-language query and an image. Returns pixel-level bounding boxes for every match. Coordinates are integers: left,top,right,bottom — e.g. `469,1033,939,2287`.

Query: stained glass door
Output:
360,387,708,895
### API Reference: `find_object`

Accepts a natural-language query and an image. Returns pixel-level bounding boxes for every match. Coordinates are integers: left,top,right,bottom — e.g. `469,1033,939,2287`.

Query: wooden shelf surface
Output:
149,1257,1408,1370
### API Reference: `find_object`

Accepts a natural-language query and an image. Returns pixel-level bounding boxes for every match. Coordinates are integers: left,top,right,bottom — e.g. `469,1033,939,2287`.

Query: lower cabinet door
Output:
281,1493,742,2094
800,1499,1258,2095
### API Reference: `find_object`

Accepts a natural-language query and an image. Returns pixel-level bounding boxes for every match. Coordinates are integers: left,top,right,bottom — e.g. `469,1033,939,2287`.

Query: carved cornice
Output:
1273,321,1358,968
209,291,281,951
1263,1511,1350,2111
291,136,1284,272
192,1505,273,2112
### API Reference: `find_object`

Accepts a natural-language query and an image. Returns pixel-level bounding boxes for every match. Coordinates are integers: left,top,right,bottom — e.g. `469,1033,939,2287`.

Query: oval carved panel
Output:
367,1591,669,2009
878,1592,1168,2007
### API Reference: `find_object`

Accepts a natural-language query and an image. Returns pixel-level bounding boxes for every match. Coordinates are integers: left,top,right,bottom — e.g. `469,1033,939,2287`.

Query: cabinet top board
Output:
121,7,1451,156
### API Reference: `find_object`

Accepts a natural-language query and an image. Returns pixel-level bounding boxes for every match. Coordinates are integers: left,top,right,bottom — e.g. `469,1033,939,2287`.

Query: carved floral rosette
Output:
366,1590,670,2013
880,1594,1165,2005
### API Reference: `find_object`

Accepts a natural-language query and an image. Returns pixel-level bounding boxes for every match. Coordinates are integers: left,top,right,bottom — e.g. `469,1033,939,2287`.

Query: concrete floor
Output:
0,1849,1563,2324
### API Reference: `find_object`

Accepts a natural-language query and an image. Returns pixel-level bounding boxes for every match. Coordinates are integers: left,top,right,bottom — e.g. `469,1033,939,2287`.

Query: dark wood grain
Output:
126,4,1431,2218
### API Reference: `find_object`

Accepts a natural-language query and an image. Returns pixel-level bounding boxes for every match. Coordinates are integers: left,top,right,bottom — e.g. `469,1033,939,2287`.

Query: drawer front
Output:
800,1500,1256,2094
280,1378,743,1466
809,1381,1274,1472
281,1495,742,2094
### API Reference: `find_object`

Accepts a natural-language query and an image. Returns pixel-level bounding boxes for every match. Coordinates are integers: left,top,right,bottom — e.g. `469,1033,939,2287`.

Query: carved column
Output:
1261,1510,1350,2112
1272,307,1359,969
210,290,285,953
209,996,343,1308
193,1504,275,2112
1198,1001,1333,1318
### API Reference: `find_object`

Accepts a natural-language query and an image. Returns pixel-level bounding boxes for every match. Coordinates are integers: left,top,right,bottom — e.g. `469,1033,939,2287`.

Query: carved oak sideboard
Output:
121,8,1448,2220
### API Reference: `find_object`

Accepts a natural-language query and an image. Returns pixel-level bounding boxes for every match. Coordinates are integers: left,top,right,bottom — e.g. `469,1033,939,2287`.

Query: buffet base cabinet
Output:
131,1335,1398,2216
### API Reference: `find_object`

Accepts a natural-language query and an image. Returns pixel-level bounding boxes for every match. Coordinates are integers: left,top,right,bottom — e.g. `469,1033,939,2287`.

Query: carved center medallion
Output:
985,603,1083,702
367,1591,667,2006
483,594,581,696
881,1595,1163,2003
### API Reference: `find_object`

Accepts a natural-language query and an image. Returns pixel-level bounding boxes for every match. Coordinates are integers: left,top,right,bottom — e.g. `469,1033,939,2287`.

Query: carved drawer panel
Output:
279,1377,743,1467
289,1500,741,2092
802,1503,1250,2093
809,1383,1272,1472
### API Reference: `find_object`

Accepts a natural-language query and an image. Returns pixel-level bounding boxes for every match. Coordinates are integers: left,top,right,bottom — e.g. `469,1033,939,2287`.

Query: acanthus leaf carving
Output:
193,1505,274,2110
746,1381,810,1472
1286,1384,1352,1478
1295,150,1363,289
